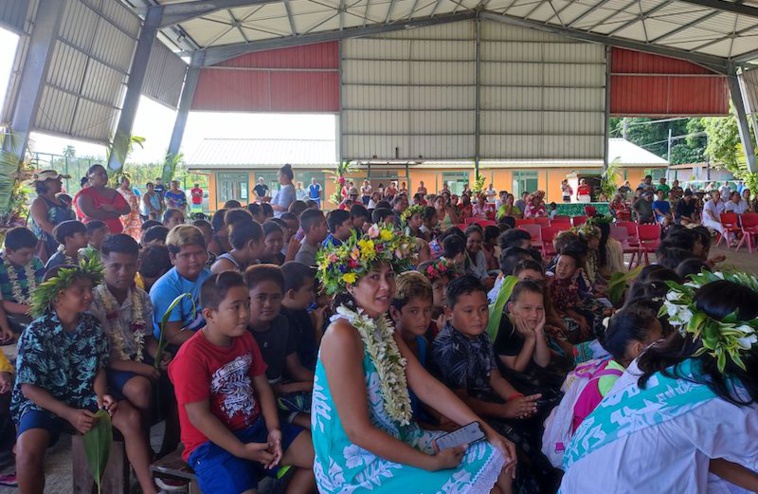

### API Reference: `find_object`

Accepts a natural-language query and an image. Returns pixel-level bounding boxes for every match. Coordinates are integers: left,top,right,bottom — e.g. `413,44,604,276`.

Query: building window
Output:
512,171,538,197
442,172,469,195
217,172,249,204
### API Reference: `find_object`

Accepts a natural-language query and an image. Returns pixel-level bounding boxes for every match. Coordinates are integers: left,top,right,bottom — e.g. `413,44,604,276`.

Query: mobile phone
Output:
434,421,486,451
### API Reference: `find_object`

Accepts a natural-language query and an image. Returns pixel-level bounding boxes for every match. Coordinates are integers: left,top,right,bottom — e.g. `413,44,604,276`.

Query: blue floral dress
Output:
311,333,505,493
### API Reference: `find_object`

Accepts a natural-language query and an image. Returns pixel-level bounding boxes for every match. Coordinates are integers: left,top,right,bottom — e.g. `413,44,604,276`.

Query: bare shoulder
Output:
321,318,363,355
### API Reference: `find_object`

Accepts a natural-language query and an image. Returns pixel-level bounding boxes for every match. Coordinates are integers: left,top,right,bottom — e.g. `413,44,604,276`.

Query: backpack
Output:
541,358,624,469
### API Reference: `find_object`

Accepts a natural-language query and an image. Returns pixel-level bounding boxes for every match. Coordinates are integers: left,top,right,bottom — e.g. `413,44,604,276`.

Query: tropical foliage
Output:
82,409,113,494
323,161,354,205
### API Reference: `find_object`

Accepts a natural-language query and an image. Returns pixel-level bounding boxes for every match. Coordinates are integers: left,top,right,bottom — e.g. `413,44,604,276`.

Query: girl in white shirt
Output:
561,274,758,494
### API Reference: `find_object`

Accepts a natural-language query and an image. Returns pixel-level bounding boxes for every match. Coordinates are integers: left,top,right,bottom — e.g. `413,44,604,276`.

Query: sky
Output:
0,27,335,164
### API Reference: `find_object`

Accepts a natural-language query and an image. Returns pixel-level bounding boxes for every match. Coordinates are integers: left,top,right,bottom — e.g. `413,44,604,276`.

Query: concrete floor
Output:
0,243,755,493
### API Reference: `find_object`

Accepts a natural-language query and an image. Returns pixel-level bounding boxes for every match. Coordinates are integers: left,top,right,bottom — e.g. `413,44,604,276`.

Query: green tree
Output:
699,109,758,191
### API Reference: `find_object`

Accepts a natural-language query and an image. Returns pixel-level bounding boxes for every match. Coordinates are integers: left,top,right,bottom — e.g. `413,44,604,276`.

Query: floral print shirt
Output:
431,322,497,399
11,311,109,422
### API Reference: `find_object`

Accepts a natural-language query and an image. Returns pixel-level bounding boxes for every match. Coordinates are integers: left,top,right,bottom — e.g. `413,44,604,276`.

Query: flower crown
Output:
32,257,104,317
401,205,425,224
661,271,758,373
316,224,417,295
422,258,458,282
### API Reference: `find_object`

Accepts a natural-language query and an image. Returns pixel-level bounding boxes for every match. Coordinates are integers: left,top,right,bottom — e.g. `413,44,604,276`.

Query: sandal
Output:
0,472,18,487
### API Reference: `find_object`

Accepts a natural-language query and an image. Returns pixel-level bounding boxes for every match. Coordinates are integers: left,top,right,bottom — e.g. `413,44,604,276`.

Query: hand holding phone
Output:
434,421,486,452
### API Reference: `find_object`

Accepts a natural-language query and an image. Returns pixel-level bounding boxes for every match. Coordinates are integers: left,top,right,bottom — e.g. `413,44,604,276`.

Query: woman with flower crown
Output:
313,224,517,493
561,272,758,493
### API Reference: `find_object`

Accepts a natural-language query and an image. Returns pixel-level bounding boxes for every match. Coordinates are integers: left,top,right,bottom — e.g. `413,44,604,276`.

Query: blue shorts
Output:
187,417,304,494
16,409,79,443
107,369,137,400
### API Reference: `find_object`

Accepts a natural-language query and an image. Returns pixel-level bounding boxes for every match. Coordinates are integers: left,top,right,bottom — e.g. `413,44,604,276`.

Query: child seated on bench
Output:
169,272,315,494
0,227,45,332
245,265,314,430
12,260,158,494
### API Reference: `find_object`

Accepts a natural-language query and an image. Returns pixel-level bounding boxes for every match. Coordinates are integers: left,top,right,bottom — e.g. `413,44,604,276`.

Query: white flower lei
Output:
56,244,77,265
4,256,36,305
333,305,413,425
97,284,146,362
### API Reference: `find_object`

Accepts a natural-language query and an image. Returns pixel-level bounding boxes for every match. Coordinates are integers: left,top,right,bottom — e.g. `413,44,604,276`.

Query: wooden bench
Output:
150,449,201,494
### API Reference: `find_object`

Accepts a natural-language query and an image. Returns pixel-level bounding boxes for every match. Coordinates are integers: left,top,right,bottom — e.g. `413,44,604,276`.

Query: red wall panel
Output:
192,42,340,113
610,48,729,116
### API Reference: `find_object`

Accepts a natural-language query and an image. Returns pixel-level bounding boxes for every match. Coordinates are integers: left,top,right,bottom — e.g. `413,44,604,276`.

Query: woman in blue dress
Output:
313,224,517,494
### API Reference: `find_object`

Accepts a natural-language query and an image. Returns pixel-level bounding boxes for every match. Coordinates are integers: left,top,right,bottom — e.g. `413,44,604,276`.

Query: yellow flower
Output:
358,239,375,256
380,229,393,241
342,272,357,284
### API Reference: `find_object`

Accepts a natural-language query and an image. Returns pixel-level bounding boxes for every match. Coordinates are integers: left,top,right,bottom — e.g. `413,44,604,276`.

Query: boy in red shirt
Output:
169,271,315,494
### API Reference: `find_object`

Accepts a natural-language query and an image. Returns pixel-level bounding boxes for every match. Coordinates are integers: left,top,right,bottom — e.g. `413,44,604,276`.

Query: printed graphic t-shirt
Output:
169,330,267,460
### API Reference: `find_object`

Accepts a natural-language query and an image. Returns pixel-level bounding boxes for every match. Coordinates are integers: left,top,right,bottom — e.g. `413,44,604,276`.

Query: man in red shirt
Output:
190,183,203,215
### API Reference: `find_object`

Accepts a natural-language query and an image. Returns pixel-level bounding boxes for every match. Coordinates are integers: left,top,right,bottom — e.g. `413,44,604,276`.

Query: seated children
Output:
419,206,438,241
79,220,108,263
417,257,458,335
482,225,501,272
260,221,285,265
402,205,425,239
150,225,211,348
442,233,467,272
464,225,494,290
430,275,551,491
244,265,314,430
208,209,230,256
548,250,593,343
279,262,321,370
90,234,167,415
192,218,217,267
322,210,352,248
162,208,184,230
169,272,315,494
136,244,172,293
295,209,327,267
211,220,264,274
349,204,370,233
0,227,45,329
141,225,169,247
371,207,395,226
13,262,158,494
45,220,88,270
495,280,551,374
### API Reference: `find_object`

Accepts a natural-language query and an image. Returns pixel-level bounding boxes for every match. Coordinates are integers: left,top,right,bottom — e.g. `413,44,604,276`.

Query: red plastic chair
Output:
464,217,479,225
636,224,661,267
716,212,741,247
617,221,641,268
552,216,571,225
615,210,632,222
534,217,551,227
515,218,536,226
572,215,588,227
475,219,496,227
736,213,758,253
540,225,565,258
519,224,542,249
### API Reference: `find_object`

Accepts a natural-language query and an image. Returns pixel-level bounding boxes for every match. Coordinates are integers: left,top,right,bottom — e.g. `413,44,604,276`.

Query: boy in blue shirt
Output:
652,189,673,227
150,225,211,348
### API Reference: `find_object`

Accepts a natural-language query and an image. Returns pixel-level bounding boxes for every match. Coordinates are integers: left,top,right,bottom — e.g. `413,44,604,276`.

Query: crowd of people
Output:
0,163,756,494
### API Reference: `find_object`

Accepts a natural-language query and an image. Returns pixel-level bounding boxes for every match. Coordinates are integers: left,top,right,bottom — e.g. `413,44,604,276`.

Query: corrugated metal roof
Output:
143,41,187,109
185,138,339,166
608,138,669,166
0,0,29,33
146,0,758,64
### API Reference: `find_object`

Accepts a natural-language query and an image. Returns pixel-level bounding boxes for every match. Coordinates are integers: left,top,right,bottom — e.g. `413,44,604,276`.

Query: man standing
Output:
190,183,203,215
308,177,322,208
253,177,269,200
153,177,166,206
656,177,671,196
633,191,655,224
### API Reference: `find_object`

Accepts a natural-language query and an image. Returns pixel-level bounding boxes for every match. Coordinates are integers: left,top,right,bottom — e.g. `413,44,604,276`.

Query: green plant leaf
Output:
487,275,518,341
82,409,112,494
607,265,643,306
154,293,196,369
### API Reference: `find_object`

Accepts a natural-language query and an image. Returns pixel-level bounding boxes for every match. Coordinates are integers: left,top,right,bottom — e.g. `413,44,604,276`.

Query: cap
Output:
31,170,71,184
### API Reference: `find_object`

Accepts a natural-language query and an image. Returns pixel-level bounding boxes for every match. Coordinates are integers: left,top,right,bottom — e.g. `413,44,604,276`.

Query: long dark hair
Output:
596,220,609,268
637,280,758,406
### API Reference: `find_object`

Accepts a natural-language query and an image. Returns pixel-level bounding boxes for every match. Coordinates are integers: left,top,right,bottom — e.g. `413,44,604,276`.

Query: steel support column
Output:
728,66,758,173
107,6,163,171
474,17,481,177
2,0,64,160
603,45,611,169
167,51,204,159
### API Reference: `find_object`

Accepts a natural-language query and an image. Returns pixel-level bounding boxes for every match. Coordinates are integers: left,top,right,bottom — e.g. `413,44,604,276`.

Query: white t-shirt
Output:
271,183,296,218
561,360,758,494
703,199,725,223
724,200,748,215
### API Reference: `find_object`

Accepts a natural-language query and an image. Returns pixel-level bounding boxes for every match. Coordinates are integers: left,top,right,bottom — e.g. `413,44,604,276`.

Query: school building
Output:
186,137,667,212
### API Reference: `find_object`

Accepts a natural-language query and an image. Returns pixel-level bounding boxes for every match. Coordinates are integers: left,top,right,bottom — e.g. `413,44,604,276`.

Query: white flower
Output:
734,325,754,335
737,334,758,349
666,291,680,302
714,272,725,279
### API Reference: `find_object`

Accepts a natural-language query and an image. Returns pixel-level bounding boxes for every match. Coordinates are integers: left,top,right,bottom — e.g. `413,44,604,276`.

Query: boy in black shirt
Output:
245,265,314,429
279,262,322,371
